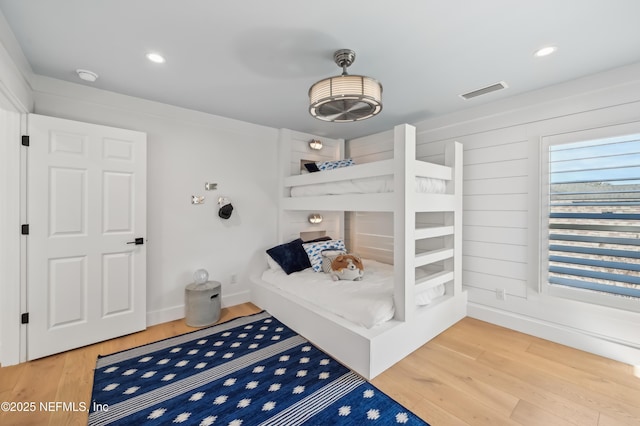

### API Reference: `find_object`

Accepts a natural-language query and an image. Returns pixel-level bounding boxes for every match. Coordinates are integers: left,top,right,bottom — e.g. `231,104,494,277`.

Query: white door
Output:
27,114,147,360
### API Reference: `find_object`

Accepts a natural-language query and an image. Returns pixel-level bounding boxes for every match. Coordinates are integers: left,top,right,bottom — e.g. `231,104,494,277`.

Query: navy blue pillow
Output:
304,162,320,173
304,236,332,243
266,237,332,275
266,239,311,274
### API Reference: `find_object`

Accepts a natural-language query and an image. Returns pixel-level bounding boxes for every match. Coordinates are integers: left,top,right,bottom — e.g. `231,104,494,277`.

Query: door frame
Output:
0,89,28,366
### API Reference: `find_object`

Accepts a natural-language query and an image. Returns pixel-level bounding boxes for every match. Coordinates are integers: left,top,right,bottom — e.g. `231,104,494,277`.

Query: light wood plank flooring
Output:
1,303,638,425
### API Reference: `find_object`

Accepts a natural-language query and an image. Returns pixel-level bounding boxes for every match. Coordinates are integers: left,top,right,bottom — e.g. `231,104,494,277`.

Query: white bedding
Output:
260,259,445,328
290,175,446,197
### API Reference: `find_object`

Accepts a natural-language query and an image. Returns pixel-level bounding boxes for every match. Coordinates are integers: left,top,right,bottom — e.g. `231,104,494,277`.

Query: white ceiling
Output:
1,0,640,140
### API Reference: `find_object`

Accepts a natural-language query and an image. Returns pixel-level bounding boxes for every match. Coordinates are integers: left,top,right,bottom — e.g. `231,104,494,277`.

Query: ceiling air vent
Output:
459,81,508,100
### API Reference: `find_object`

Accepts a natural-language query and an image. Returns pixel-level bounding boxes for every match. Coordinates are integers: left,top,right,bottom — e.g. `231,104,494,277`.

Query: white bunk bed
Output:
250,123,466,379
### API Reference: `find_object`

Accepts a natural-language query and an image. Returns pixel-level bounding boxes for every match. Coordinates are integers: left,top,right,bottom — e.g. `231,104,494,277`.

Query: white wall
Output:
409,63,640,364
348,63,640,364
0,13,280,363
0,11,32,112
0,10,32,366
31,76,279,326
0,107,23,366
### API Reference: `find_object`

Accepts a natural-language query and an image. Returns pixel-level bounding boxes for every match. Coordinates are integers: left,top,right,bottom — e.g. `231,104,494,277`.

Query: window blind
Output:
548,136,640,299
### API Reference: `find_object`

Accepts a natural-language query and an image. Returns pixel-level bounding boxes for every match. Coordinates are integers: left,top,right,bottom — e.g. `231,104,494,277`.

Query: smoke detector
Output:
76,69,98,82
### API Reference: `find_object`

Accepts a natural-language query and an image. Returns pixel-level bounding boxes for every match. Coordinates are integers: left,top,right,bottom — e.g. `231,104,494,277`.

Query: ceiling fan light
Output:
309,50,382,122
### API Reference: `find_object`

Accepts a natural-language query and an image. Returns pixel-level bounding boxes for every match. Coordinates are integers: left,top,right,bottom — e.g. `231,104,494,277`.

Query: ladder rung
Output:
415,225,454,240
415,248,454,267
415,194,455,212
416,270,454,292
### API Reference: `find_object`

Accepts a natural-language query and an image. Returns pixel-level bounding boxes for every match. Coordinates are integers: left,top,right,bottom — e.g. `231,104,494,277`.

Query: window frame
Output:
540,122,640,313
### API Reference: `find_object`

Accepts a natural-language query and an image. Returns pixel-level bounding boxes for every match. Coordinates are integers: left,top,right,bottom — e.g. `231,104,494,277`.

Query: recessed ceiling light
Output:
76,69,98,82
146,52,166,63
534,46,557,57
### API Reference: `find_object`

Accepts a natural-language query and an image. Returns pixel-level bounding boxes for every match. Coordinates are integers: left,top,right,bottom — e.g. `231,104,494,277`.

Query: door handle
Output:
126,237,144,245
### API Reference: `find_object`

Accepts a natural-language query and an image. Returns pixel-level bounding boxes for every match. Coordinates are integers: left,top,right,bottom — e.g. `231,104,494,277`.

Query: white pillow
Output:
266,253,283,272
416,285,445,306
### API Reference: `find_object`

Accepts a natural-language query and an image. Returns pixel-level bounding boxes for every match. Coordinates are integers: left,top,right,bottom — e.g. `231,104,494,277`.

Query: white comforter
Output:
261,259,445,329
290,175,446,197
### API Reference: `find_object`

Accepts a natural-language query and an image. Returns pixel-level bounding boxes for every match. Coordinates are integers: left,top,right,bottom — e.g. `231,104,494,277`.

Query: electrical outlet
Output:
230,274,237,284
496,288,506,300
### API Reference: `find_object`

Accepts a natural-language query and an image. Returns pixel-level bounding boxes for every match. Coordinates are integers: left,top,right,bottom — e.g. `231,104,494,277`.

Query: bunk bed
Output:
250,123,466,379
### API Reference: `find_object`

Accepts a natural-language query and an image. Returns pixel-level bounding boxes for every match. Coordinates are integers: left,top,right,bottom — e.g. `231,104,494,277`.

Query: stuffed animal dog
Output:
330,254,365,281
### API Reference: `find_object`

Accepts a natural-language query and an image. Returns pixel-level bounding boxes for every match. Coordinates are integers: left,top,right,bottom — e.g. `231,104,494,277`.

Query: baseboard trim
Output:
221,290,251,309
146,305,183,327
467,302,640,366
146,291,251,327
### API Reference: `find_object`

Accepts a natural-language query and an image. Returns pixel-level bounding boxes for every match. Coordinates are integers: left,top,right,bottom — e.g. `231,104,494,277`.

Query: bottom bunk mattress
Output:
260,259,445,329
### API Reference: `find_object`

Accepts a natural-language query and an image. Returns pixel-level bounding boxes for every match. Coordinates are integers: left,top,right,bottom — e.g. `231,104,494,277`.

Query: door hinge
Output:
21,224,29,235
21,313,29,324
21,135,29,146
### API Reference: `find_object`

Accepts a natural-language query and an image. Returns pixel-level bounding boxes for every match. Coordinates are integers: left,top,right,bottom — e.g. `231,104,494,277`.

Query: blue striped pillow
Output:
317,158,354,171
302,239,347,272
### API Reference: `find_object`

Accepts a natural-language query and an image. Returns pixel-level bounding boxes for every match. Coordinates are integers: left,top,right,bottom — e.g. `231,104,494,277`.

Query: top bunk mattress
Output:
290,175,446,197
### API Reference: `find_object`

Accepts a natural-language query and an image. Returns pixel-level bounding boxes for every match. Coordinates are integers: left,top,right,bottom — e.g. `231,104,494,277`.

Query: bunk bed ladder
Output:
413,141,463,300
393,125,463,322
414,224,455,290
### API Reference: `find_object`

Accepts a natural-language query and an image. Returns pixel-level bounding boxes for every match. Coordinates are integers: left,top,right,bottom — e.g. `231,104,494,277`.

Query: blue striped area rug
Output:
88,311,428,425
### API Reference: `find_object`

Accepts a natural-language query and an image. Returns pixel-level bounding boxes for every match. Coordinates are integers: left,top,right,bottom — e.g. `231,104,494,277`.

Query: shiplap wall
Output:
420,129,530,300
345,130,393,262
346,128,519,294
343,63,640,364
279,129,344,243
406,64,640,365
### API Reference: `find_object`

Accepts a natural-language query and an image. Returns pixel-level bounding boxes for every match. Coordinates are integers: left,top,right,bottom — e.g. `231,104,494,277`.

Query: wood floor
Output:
1,303,638,426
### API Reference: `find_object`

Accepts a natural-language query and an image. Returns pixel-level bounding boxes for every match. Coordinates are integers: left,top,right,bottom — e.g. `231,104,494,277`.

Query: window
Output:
541,128,640,311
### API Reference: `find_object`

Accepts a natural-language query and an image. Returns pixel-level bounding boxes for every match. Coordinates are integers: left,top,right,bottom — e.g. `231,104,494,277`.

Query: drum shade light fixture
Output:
309,49,382,122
